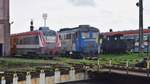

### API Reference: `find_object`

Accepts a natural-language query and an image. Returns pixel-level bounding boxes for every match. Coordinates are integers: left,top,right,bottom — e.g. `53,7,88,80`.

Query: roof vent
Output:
39,27,50,31
79,25,90,28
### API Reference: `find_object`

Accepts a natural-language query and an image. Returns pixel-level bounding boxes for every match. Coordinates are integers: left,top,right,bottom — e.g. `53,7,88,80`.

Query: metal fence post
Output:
40,70,45,84
97,59,100,71
13,74,18,84
147,61,150,77
126,61,129,75
109,60,112,73
26,72,31,84
1,77,6,84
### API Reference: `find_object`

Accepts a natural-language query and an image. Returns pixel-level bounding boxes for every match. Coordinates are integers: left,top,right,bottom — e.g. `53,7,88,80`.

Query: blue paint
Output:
59,25,99,57
75,32,98,55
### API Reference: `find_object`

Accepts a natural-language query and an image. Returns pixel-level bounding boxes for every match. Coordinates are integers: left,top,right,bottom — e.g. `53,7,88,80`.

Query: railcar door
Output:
0,44,2,56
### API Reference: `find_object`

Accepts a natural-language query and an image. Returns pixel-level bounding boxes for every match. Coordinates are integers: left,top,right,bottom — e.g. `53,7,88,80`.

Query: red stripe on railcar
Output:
102,29,150,36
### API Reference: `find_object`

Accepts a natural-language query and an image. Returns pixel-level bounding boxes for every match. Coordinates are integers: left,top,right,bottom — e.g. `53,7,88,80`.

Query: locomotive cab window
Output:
81,32,89,39
44,31,56,42
93,32,98,38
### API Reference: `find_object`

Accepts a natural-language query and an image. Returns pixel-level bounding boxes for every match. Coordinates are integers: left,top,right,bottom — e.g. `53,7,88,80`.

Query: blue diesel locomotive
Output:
59,25,100,58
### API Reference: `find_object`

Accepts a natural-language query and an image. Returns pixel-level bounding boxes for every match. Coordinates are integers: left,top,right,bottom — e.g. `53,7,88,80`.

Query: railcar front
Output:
11,27,61,58
39,27,61,56
77,27,99,58
59,25,100,58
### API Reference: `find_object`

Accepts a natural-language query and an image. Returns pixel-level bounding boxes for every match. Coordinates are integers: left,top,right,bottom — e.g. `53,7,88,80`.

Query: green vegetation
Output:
0,53,149,71
98,53,149,66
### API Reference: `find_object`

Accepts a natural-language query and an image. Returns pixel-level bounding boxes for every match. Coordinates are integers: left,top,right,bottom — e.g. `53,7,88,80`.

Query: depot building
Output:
0,0,10,56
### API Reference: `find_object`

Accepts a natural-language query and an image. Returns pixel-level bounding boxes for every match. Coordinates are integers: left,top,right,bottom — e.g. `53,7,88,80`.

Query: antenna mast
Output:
42,13,48,27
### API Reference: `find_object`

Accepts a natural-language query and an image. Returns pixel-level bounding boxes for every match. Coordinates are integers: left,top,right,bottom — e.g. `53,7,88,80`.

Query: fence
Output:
0,67,89,84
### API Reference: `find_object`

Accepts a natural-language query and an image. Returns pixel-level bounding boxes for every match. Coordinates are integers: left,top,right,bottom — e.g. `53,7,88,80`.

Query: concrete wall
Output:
0,25,4,43
1,69,89,84
0,0,10,56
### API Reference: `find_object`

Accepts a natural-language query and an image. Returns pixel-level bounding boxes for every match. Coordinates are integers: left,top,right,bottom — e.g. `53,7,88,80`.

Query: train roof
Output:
59,25,99,33
102,29,150,36
11,31,42,37
11,27,56,36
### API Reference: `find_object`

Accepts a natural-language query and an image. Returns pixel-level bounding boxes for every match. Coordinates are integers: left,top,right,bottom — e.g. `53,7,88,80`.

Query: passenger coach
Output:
59,25,100,58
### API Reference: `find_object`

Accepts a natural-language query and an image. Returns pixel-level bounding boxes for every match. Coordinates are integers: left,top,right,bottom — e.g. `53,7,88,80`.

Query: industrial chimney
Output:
30,19,34,31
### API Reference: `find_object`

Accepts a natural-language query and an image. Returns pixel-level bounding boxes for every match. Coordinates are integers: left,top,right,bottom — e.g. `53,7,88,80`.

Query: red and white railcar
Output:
11,27,61,57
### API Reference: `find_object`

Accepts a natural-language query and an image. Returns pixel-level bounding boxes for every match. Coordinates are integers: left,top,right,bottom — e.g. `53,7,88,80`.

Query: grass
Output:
0,57,68,71
58,53,150,66
98,53,149,66
0,53,149,71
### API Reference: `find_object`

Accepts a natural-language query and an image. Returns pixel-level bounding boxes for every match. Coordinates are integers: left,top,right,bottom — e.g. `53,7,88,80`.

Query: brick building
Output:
0,0,10,56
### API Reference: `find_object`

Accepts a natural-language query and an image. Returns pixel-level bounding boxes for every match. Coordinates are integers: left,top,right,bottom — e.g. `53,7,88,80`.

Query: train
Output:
59,25,100,58
10,25,100,58
11,24,150,58
101,33,129,53
11,27,61,58
101,29,150,53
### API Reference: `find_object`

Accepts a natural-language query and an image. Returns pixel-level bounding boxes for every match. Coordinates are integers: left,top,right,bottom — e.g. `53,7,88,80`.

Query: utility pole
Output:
137,0,144,55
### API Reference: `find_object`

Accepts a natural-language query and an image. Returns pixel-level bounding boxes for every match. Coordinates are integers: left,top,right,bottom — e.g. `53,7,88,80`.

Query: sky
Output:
10,0,150,33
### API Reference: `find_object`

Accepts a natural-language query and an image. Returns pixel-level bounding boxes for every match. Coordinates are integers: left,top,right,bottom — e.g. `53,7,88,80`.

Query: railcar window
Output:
66,34,71,39
72,34,75,41
16,39,22,44
43,31,56,36
17,35,39,44
93,33,98,38
135,36,139,41
120,37,124,39
144,35,148,41
46,36,56,42
107,37,109,40
62,34,65,39
82,32,89,39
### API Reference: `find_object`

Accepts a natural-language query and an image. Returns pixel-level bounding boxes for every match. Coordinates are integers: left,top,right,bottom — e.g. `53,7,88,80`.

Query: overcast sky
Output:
10,0,150,33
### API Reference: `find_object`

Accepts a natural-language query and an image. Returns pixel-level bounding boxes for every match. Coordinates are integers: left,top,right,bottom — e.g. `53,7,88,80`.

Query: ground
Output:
0,53,149,71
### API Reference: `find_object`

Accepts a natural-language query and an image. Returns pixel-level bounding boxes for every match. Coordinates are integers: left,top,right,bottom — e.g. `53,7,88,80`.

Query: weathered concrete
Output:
1,77,6,84
0,0,10,56
39,70,45,84
54,69,61,83
26,72,31,84
13,74,18,84
0,69,88,84
2,65,150,84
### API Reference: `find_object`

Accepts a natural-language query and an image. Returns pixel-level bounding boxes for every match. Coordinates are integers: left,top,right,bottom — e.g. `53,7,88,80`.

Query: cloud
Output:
68,0,96,7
